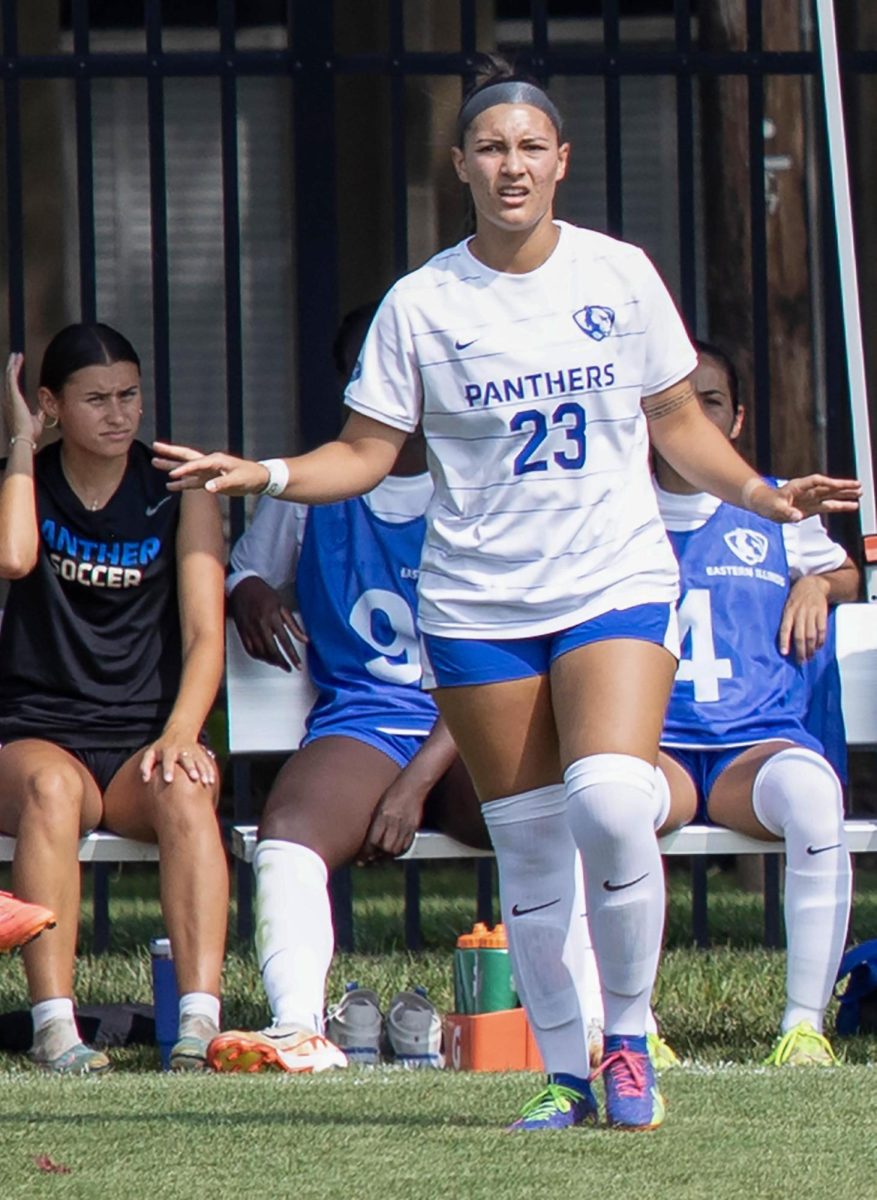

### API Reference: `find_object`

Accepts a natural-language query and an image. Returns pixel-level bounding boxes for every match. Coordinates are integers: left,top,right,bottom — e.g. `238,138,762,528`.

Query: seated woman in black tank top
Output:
0,324,227,1074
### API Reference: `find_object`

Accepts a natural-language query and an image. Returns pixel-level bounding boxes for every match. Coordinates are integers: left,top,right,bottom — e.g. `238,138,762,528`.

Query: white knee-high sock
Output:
254,839,334,1032
567,851,603,1029
565,754,665,1037
482,785,590,1078
569,768,670,1038
751,747,851,1034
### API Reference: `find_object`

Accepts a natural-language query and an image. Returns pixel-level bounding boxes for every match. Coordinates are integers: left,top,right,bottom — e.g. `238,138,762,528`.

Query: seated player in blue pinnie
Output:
208,307,488,1075
654,341,859,1067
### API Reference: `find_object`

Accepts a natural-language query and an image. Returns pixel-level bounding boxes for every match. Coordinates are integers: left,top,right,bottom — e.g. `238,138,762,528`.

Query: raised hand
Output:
4,354,45,446
747,474,861,524
152,441,271,496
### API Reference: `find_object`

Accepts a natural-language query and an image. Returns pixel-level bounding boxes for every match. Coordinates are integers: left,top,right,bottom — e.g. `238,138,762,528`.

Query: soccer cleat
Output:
30,1019,110,1076
0,891,56,953
207,1023,347,1074
764,1021,839,1067
647,1031,680,1071
325,982,383,1065
170,1014,220,1072
506,1082,599,1132
593,1034,666,1130
384,987,443,1068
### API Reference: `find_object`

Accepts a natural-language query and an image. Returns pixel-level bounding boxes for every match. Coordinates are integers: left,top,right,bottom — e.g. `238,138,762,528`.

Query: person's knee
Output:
151,777,220,837
752,747,843,842
20,762,87,833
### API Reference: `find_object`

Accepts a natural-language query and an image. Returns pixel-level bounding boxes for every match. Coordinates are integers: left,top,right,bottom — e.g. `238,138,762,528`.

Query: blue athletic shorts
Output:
302,721,427,771
661,731,823,822
420,602,678,690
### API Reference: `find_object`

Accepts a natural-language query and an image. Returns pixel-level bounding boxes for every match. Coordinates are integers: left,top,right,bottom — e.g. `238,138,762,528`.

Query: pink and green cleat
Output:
593,1035,666,1130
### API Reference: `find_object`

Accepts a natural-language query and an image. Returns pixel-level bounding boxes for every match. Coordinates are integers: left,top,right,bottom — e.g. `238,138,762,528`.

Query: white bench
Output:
0,831,160,954
226,603,877,949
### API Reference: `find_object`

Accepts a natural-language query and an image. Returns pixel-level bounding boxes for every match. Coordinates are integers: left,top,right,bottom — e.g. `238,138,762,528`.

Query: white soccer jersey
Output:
345,221,697,637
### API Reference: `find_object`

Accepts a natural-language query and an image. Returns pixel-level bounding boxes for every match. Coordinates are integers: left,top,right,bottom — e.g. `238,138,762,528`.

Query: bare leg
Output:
0,741,102,1002
101,755,227,997
656,750,699,834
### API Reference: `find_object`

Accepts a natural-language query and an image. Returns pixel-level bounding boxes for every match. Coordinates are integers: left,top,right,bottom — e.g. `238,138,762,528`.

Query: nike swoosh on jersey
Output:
806,842,842,855
454,338,477,351
511,897,561,917
145,495,173,517
603,872,649,892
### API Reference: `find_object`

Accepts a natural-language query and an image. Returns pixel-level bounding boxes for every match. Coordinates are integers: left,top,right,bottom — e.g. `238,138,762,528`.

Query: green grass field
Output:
1,861,876,1199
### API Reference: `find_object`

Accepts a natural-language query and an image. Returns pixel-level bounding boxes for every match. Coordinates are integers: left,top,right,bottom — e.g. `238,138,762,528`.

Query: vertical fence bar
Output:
2,1,25,354
674,0,698,328
603,0,623,237
530,0,548,81
144,0,171,440
218,0,244,544
388,0,408,277
291,0,339,449
71,0,96,321
747,0,771,472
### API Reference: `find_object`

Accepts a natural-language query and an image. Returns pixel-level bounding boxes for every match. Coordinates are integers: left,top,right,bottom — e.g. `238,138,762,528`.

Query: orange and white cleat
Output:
0,891,56,953
207,1024,348,1074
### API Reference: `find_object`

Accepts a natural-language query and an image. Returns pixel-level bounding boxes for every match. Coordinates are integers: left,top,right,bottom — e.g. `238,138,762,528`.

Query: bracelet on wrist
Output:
8,435,36,452
257,458,290,498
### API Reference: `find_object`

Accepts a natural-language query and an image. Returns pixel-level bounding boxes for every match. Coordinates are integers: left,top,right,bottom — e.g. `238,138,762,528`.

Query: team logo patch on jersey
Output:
573,304,615,341
723,528,769,566
350,358,363,382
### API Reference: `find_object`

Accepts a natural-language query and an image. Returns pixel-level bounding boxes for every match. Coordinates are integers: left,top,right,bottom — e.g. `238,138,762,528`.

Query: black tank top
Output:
0,440,183,749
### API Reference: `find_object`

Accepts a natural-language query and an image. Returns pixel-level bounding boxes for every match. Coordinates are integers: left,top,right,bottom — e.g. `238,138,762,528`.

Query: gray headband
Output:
456,81,563,145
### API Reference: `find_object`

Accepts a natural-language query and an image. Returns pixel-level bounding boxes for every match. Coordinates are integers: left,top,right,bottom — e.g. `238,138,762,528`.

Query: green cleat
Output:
647,1032,680,1071
506,1082,599,1132
764,1022,838,1067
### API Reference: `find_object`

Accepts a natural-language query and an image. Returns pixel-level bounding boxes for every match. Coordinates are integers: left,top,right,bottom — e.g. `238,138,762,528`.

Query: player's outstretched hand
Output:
747,474,861,524
152,441,271,496
228,576,307,672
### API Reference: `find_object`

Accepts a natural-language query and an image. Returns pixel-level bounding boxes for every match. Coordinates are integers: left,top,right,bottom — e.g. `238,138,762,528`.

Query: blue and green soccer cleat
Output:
506,1081,599,1132
594,1035,665,1130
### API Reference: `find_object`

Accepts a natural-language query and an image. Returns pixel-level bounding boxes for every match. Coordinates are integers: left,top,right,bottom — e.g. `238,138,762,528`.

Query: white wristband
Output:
257,458,290,498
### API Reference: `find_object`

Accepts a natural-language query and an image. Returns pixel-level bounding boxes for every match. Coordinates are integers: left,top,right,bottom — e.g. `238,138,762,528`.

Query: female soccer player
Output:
0,325,227,1074
154,66,859,1128
208,312,487,1074
655,342,858,1066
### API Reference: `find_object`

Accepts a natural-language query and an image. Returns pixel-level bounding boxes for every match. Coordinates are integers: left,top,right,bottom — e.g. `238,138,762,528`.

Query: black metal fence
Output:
2,3,875,487
2,1,875,945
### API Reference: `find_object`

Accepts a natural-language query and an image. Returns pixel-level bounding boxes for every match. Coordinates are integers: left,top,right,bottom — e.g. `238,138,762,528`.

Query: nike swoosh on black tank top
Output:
0,440,183,749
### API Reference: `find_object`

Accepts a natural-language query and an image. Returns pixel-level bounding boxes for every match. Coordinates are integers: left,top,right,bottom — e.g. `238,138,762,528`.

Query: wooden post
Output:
700,1,820,475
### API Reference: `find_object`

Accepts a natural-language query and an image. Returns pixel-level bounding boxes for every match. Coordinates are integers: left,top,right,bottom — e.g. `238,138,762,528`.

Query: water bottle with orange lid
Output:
453,922,518,1014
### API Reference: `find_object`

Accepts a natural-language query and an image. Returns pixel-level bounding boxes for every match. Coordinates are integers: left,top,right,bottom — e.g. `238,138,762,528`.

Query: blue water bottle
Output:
150,936,178,1070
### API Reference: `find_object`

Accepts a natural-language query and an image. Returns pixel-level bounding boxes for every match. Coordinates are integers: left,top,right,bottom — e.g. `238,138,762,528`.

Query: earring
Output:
43,413,59,430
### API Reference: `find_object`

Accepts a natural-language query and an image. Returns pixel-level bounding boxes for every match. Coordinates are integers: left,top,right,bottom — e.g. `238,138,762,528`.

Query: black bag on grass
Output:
0,1003,155,1052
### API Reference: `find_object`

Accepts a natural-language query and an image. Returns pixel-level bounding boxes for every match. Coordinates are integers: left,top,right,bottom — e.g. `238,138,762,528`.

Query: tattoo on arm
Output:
641,380,697,422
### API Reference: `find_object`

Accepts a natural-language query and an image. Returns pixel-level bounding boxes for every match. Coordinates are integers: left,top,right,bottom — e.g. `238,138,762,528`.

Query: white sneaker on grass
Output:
384,987,444,1068
326,983,383,1065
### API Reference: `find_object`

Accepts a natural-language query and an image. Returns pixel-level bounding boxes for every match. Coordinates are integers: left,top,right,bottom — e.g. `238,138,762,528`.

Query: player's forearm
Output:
809,559,860,606
396,719,460,795
163,631,224,738
0,446,39,578
272,438,396,504
647,390,760,508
